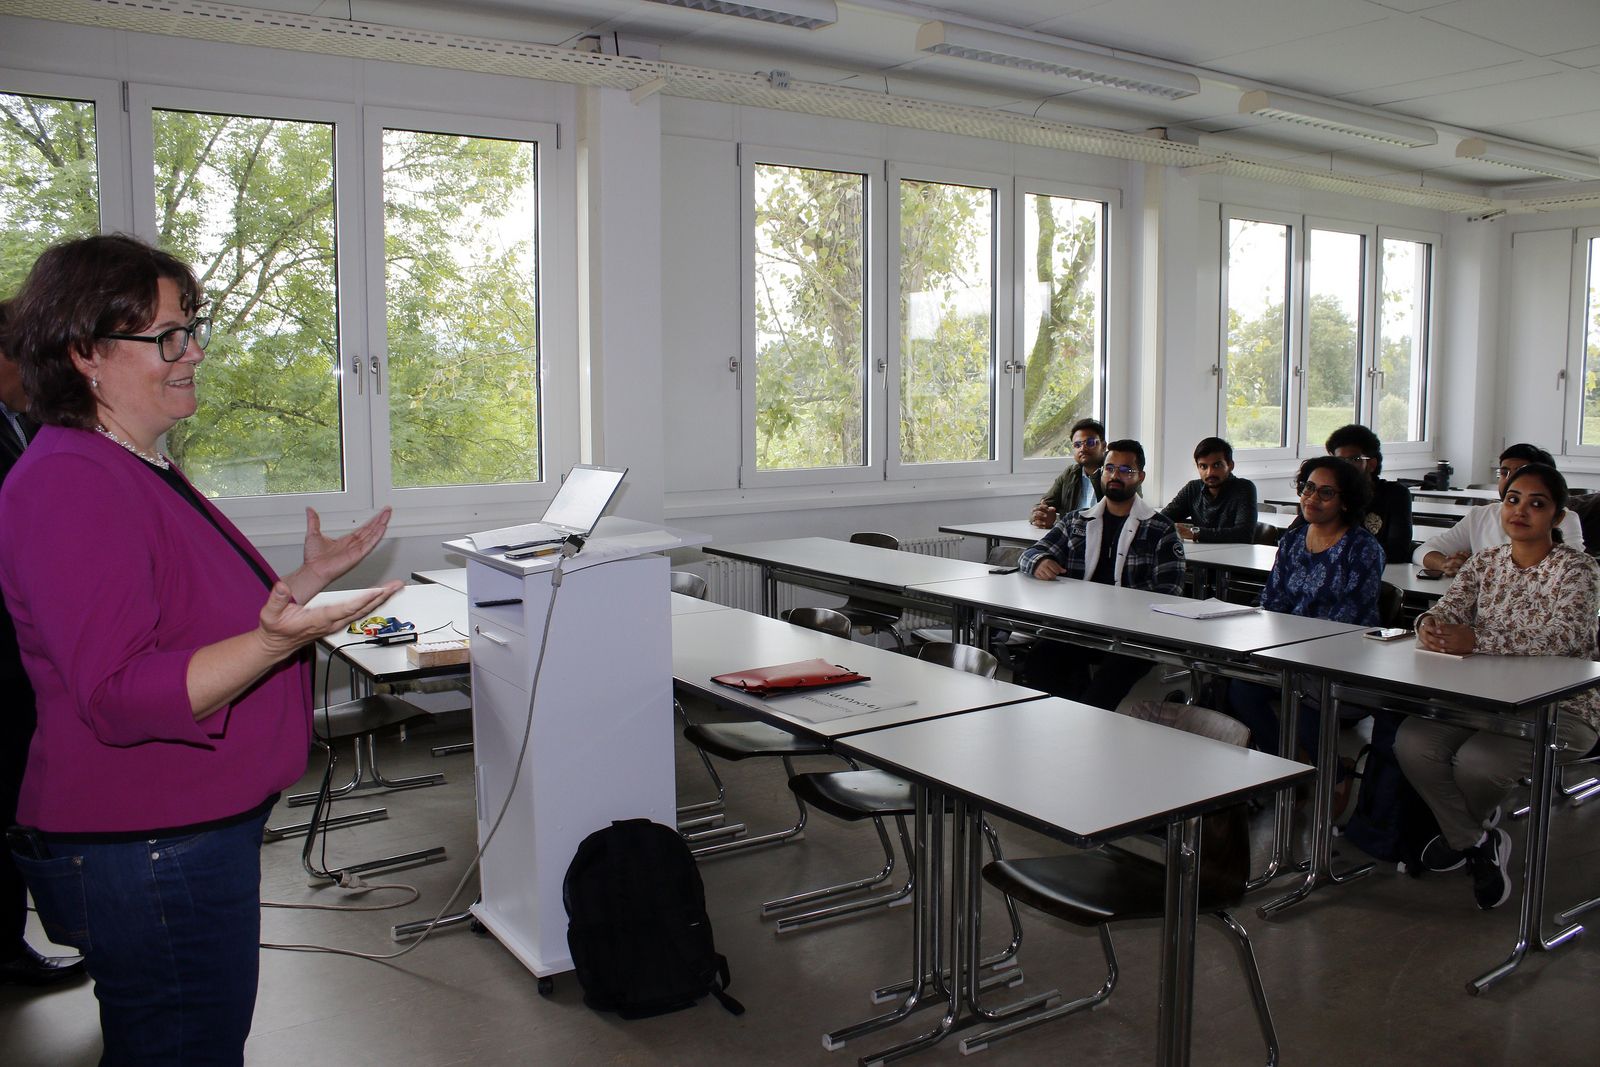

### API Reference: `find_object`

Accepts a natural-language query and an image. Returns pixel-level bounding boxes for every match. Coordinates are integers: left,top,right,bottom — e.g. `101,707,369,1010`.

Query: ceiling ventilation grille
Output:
2,0,1494,214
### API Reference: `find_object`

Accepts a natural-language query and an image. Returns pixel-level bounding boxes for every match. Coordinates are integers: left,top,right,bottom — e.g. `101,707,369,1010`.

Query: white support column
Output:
1438,216,1502,484
576,85,665,522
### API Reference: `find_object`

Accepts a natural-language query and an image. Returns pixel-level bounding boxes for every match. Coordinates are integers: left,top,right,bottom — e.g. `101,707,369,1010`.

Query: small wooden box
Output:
407,639,471,668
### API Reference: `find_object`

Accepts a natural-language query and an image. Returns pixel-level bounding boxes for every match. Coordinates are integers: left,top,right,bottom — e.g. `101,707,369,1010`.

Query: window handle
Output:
1558,368,1567,390
370,355,383,394
350,356,363,395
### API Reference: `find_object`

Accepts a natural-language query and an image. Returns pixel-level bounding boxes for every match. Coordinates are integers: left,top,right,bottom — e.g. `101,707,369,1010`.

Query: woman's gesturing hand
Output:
256,580,404,660
303,506,393,586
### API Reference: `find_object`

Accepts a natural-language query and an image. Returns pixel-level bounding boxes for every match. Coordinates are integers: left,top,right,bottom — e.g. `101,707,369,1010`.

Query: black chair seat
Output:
984,805,1251,925
837,604,901,629
684,721,828,761
312,694,427,742
789,769,915,821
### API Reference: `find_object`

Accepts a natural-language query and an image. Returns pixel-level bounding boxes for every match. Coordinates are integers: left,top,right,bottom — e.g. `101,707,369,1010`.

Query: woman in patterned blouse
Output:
1225,457,1385,811
1396,463,1600,910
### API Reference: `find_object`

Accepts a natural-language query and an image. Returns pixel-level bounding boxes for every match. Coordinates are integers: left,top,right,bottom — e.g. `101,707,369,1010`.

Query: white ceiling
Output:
321,0,1600,192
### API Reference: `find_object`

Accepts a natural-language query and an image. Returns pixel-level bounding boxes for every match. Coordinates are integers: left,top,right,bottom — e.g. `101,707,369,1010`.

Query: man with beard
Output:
1160,436,1258,543
1030,418,1109,528
1018,440,1185,710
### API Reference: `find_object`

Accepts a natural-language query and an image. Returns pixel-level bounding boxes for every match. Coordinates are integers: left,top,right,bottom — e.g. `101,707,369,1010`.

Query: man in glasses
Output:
1019,440,1185,710
1160,436,1258,543
1325,424,1413,563
1030,418,1113,528
1414,444,1584,575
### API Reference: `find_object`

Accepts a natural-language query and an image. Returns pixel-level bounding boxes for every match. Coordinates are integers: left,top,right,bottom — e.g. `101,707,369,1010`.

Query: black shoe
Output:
1466,828,1513,910
0,944,86,987
1421,835,1467,872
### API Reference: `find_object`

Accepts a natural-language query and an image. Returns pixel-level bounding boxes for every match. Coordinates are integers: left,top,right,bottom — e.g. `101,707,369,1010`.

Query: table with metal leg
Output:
1251,630,1600,993
829,698,1311,1066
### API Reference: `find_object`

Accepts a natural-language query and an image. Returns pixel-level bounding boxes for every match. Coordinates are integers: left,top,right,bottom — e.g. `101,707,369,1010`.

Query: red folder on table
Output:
712,658,870,698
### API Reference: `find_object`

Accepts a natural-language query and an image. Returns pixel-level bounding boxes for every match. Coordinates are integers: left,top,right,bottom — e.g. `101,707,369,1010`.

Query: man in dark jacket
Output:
1326,424,1413,563
1030,418,1108,528
0,302,84,987
1161,436,1258,543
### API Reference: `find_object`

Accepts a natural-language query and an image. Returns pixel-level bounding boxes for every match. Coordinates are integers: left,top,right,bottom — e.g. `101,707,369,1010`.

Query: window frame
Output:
1217,206,1301,461
1563,226,1600,458
1299,217,1376,457
737,144,886,489
1009,176,1117,476
1372,225,1439,456
361,107,570,516
885,160,1011,482
0,68,130,237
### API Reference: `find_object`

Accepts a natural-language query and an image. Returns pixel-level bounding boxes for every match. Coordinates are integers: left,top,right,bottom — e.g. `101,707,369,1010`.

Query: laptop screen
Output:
540,465,626,535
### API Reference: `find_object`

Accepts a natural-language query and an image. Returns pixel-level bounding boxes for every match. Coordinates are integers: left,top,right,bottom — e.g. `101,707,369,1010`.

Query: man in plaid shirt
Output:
1019,439,1186,709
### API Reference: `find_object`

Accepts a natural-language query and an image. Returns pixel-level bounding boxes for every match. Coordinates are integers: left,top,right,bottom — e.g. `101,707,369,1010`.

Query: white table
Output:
317,582,471,688
830,699,1311,1067
1252,630,1600,993
672,606,1045,741
937,519,1047,555
671,591,731,615
1181,542,1455,607
412,567,469,594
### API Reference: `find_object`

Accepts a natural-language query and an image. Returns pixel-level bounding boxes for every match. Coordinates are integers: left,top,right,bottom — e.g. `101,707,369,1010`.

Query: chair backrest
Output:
915,641,999,678
1120,699,1251,905
670,571,708,599
786,606,854,640
1252,522,1284,546
850,531,899,551
986,545,1023,568
1378,580,1405,629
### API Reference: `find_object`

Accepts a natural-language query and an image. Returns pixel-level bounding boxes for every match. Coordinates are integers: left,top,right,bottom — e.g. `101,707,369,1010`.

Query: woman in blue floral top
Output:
1226,457,1385,800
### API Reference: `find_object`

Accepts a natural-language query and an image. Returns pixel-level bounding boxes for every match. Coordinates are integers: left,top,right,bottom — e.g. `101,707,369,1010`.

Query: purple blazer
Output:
0,425,312,833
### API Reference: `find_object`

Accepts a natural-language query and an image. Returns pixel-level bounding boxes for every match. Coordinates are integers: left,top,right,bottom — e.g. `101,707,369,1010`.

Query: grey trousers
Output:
1395,713,1599,851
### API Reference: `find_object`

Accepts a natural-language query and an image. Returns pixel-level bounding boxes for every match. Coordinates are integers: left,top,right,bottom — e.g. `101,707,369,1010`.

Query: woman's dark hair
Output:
6,234,202,429
1325,423,1384,476
1297,455,1372,529
1504,462,1569,543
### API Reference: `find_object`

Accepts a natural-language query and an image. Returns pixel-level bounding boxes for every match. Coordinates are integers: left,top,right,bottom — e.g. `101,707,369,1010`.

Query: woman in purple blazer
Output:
0,235,401,1064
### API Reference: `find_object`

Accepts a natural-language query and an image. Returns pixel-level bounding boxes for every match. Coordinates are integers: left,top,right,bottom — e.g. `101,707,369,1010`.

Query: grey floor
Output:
5,700,1600,1067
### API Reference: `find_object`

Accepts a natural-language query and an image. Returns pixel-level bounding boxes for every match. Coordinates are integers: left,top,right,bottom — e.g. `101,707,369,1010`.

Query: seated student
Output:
1225,457,1384,807
1030,418,1107,528
1160,436,1258,543
1325,424,1413,563
1414,443,1583,574
1019,440,1184,709
1396,464,1600,910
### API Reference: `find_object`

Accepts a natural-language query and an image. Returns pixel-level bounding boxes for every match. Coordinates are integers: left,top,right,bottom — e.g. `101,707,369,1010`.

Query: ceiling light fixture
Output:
915,21,1200,99
635,0,837,30
1455,138,1600,182
1239,89,1436,148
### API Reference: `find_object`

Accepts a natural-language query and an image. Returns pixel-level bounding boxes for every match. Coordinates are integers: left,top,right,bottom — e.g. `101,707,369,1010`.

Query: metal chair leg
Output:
1212,910,1280,1067
287,738,363,807
772,815,915,932
264,806,387,842
690,755,809,858
363,734,446,791
958,924,1117,1055
679,745,728,820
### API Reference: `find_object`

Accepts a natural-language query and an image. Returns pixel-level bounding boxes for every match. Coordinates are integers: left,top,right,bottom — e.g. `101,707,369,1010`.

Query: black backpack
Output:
564,818,745,1019
1340,712,1442,874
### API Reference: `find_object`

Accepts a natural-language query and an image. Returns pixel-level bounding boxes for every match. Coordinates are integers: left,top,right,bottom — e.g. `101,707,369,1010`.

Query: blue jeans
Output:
11,811,269,1066
1226,681,1350,784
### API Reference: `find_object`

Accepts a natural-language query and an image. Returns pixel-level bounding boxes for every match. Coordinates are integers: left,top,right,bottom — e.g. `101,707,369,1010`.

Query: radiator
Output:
703,534,966,635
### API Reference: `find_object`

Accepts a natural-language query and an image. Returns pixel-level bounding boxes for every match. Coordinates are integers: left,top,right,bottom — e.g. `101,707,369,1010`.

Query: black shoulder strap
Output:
707,954,745,1016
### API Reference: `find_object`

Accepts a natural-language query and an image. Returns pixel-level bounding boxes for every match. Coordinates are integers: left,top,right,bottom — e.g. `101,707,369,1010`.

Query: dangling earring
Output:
91,378,98,389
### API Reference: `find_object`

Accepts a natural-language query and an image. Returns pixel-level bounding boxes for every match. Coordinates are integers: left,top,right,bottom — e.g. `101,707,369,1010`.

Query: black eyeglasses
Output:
1298,483,1341,502
1104,464,1141,478
100,317,212,362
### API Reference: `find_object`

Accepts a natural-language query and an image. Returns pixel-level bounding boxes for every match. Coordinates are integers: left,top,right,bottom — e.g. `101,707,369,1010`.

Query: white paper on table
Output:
466,522,559,552
769,683,919,724
1150,598,1259,620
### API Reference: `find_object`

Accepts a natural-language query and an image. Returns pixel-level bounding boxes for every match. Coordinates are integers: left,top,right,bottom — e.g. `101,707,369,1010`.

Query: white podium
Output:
443,518,710,979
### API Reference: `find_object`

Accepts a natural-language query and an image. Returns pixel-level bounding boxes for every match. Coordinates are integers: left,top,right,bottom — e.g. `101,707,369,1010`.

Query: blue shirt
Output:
1262,524,1384,626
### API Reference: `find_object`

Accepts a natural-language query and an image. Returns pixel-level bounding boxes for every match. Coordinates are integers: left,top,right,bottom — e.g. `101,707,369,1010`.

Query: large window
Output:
750,162,867,471
382,128,542,489
1021,192,1104,460
1219,208,1432,456
1222,217,1291,449
151,109,343,498
898,179,994,465
0,91,99,297
1580,236,1600,447
741,150,1110,486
